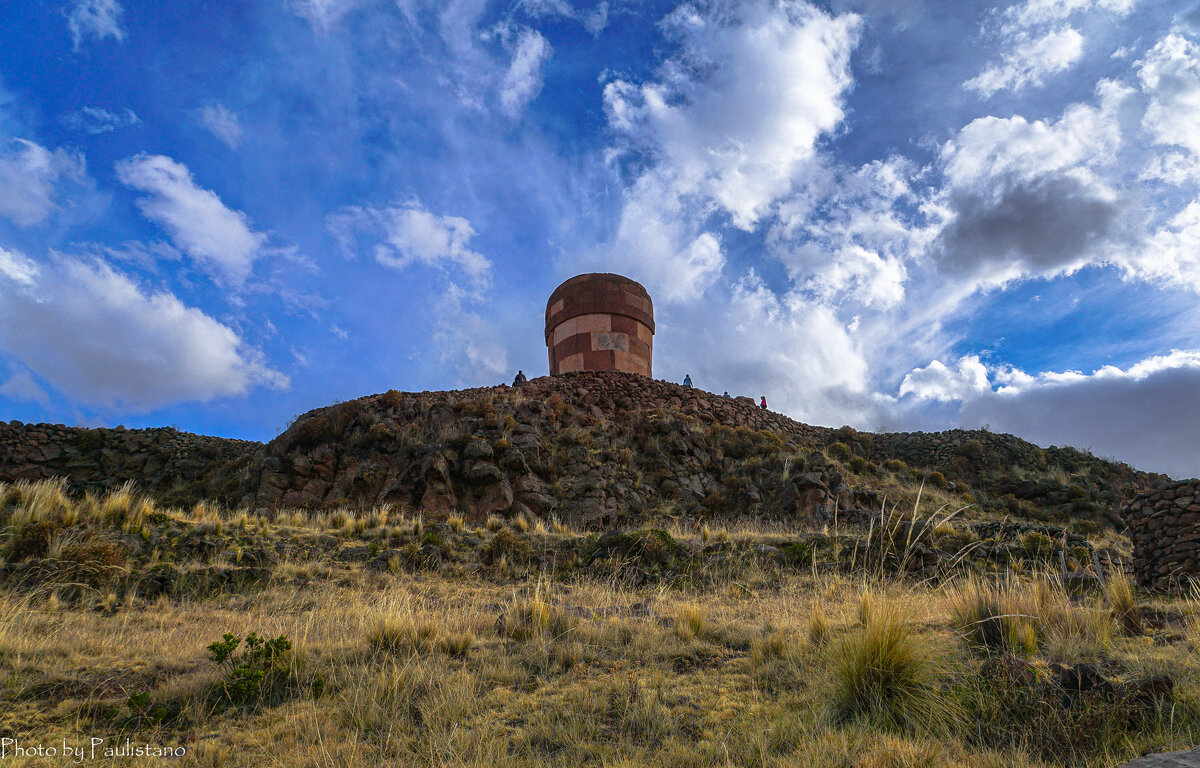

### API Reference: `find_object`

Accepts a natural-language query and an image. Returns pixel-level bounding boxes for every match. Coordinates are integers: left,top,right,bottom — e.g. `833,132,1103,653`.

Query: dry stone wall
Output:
0,420,259,500
1123,479,1200,591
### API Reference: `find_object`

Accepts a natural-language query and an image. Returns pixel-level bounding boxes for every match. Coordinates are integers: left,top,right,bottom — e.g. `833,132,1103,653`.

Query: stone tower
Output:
545,273,654,376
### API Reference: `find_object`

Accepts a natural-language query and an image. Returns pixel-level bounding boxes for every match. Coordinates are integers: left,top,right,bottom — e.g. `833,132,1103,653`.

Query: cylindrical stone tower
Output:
545,273,654,376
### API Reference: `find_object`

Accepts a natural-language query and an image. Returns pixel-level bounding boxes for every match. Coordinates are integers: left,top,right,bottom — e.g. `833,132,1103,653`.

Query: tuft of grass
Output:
485,515,505,532
500,584,572,642
446,514,465,532
436,630,476,657
829,599,960,734
947,577,1037,656
675,604,705,640
809,606,831,647
1104,569,1141,635
368,614,439,655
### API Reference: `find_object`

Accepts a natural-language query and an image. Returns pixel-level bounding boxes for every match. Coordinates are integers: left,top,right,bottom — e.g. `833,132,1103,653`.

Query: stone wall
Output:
1123,479,1200,591
0,420,260,499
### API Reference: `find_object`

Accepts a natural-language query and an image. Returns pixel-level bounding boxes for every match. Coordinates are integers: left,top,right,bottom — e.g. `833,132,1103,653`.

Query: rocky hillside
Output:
0,372,1168,529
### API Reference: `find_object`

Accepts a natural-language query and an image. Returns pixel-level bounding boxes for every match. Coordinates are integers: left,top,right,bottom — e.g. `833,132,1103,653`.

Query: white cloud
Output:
327,199,491,286
115,154,267,283
654,272,871,425
964,27,1084,96
1002,0,1137,31
1133,198,1200,291
932,83,1128,289
899,355,991,401
895,350,1200,478
285,0,365,29
603,0,860,230
62,106,139,134
198,103,243,149
0,253,286,410
67,0,126,50
584,2,609,36
0,139,87,228
0,370,50,407
1138,33,1200,158
770,157,928,308
432,284,509,385
499,28,552,119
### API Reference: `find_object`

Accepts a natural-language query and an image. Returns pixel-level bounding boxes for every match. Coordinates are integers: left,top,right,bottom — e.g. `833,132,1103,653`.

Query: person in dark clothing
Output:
759,396,767,410
683,374,693,387
512,370,527,386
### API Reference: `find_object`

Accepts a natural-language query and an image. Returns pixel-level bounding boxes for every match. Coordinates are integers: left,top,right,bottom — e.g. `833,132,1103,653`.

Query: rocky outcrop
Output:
0,421,257,502
1123,479,1200,591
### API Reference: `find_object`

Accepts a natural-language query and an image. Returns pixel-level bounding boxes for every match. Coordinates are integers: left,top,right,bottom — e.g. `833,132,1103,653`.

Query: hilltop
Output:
0,371,1166,532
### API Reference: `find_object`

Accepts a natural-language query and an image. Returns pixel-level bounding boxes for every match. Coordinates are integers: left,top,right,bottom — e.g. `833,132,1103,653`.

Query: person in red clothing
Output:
759,396,767,410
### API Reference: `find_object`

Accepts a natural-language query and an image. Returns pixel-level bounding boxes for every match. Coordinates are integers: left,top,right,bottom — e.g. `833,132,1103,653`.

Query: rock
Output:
1117,747,1200,767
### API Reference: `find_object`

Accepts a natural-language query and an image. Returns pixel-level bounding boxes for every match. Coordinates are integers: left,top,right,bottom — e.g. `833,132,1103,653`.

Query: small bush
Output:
207,632,299,708
884,459,908,474
828,442,852,462
926,471,947,488
482,527,532,565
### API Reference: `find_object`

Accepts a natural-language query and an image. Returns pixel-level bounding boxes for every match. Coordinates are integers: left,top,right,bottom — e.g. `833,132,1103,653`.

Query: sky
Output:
0,0,1198,478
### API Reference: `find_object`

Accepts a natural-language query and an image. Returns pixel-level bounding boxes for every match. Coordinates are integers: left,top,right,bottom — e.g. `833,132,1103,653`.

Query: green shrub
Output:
926,471,947,488
828,442,852,462
207,632,301,708
884,459,908,474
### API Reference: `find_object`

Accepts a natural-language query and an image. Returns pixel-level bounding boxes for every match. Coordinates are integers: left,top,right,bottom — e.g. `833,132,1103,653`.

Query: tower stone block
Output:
545,273,654,376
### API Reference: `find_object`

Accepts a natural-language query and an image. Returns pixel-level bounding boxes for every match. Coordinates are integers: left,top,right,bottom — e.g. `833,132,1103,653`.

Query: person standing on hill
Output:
760,396,767,410
512,370,527,386
683,374,692,387
722,391,730,398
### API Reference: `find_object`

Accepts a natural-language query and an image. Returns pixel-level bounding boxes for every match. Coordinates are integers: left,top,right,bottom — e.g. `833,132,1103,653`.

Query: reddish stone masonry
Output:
1122,478,1200,591
545,273,654,376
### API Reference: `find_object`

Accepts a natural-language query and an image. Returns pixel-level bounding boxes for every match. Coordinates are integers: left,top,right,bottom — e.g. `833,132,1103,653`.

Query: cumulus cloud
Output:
198,103,243,149
770,157,928,308
0,139,86,228
1138,33,1200,159
654,272,871,425
67,0,126,50
499,28,552,119
896,350,1200,478
964,27,1084,96
115,154,267,283
62,106,139,134
931,84,1127,289
0,249,286,410
603,0,860,230
327,199,491,287
899,355,991,401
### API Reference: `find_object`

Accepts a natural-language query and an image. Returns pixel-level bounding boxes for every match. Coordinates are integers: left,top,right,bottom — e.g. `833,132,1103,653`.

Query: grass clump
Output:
947,577,1038,656
368,614,439,655
674,604,705,640
830,599,959,733
1104,569,1141,635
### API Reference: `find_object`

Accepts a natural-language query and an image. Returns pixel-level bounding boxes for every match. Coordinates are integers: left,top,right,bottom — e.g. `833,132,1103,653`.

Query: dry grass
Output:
0,479,1196,767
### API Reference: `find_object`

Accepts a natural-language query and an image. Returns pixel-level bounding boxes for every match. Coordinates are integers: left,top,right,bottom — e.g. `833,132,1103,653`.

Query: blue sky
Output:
1,0,1199,477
